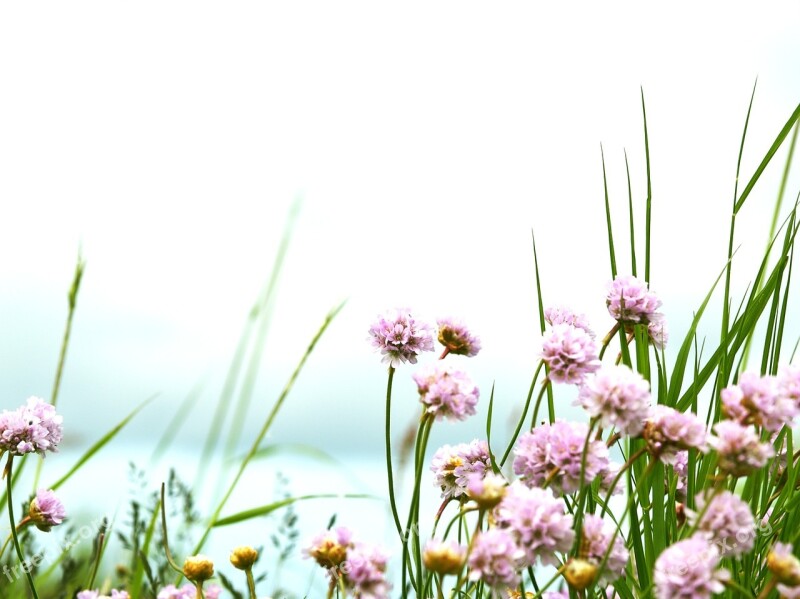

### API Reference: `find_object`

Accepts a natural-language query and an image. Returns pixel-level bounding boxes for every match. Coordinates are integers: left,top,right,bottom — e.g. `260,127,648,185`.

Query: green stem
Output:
501,361,545,467
530,377,551,430
5,454,40,599
245,569,257,599
385,366,404,540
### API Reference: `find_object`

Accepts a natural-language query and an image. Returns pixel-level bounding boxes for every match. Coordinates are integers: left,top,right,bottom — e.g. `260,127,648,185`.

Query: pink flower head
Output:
581,513,629,584
721,371,797,432
606,274,662,324
413,362,479,422
577,364,652,436
430,439,491,500
0,396,63,457
648,313,670,349
544,306,595,339
540,323,601,385
767,542,800,589
643,405,709,461
467,527,524,589
422,538,466,575
342,542,391,599
672,451,689,500
687,490,755,557
493,482,575,567
77,592,129,599
513,421,609,495
158,585,219,599
368,308,434,367
29,488,66,532
653,535,729,599
436,317,481,357
708,419,773,476
778,364,800,406
303,526,354,569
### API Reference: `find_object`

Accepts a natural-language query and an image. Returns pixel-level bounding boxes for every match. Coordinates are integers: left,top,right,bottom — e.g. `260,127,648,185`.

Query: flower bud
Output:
230,545,259,570
564,558,598,591
29,489,66,532
767,544,800,585
183,555,214,582
422,539,465,575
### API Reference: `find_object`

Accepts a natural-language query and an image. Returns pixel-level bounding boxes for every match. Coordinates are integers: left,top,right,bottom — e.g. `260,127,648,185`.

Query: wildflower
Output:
544,306,595,338
672,450,689,500
368,308,434,367
230,545,259,570
436,317,481,357
183,554,214,582
493,482,575,567
767,542,800,586
29,488,66,532
648,313,669,349
157,584,221,599
0,396,63,457
653,535,729,598
606,274,662,324
467,528,524,589
430,439,491,500
688,491,755,557
643,405,709,461
413,362,479,422
422,539,466,575
778,364,800,406
303,526,353,569
577,364,652,436
580,514,629,584
540,324,601,385
721,372,797,432
341,543,391,599
466,471,507,509
708,420,773,477
513,421,609,495
564,558,598,591
76,592,129,599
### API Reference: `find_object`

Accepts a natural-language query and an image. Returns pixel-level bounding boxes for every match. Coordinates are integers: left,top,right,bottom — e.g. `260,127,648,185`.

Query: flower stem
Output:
5,454,40,599
245,569,257,599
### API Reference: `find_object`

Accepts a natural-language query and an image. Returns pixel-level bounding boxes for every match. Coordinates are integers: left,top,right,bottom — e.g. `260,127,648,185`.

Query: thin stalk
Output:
5,454,40,599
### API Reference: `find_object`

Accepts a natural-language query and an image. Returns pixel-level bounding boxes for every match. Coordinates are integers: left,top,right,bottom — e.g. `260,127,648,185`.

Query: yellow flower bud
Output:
230,545,259,570
183,554,215,582
564,558,598,591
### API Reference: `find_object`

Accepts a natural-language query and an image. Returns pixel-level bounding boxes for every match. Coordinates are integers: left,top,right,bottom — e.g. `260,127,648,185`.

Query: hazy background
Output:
1,1,800,593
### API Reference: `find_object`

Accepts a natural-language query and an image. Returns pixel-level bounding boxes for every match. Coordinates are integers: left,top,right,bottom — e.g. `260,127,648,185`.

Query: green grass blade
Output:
641,88,652,284
625,149,637,277
601,144,618,279
213,493,378,527
48,396,155,491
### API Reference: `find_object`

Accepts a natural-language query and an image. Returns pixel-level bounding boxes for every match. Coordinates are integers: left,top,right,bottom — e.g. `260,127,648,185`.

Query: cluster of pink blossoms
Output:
436,317,482,357
0,396,63,457
654,535,730,598
29,488,66,532
578,364,652,436
413,362,479,422
540,323,601,385
368,308,435,367
156,584,221,599
688,490,755,557
304,526,390,599
430,439,492,500
77,591,130,599
721,370,798,432
580,514,630,585
606,274,669,348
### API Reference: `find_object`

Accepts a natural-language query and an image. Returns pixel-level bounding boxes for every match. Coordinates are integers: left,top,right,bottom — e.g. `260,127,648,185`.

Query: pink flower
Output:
540,324,601,385
29,488,66,532
77,592,129,599
342,543,391,599
778,364,800,406
708,420,773,476
688,491,755,557
643,405,709,461
430,439,491,500
648,313,669,349
436,317,481,357
513,421,609,495
157,584,220,599
0,396,63,457
653,535,729,598
606,275,662,324
303,526,354,569
493,482,575,567
721,371,797,432
577,364,652,436
368,308,434,367
581,514,629,584
413,362,479,422
544,305,595,338
467,528,524,589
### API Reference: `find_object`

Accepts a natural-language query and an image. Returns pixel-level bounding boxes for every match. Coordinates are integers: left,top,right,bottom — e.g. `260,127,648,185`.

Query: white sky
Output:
1,2,799,456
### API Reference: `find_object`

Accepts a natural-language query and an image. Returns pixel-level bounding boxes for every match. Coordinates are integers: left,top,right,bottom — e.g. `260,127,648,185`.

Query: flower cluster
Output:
0,396,63,457
540,323,601,385
513,421,610,495
77,591,130,599
579,514,630,585
29,488,66,532
708,419,773,477
436,317,482,357
368,308,434,367
721,371,797,432
467,528,525,589
430,439,492,500
544,305,595,338
413,362,479,421
606,274,662,325
688,490,755,557
653,535,730,598
643,405,708,461
578,364,652,436
156,584,221,599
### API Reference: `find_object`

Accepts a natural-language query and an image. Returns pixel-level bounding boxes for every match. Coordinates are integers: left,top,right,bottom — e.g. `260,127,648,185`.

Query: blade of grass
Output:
213,493,378,527
625,148,637,277
601,144,618,279
641,87,652,284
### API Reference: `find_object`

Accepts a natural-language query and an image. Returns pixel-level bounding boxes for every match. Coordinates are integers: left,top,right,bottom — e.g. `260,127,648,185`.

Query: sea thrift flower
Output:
422,539,466,575
467,528,524,589
653,535,729,599
513,421,609,495
430,439,491,500
643,405,709,462
157,585,221,599
413,362,479,421
29,488,66,532
304,526,353,569
544,305,595,338
767,542,800,587
564,558,599,591
342,543,391,599
648,313,669,349
230,545,258,570
466,471,507,508
183,554,214,582
580,514,629,584
0,396,63,456
672,451,689,500
493,482,575,567
709,420,774,476
368,308,434,367
721,371,797,432
606,274,662,324
578,364,652,436
688,491,755,557
436,317,481,357
778,364,800,406
540,323,601,385
76,592,129,599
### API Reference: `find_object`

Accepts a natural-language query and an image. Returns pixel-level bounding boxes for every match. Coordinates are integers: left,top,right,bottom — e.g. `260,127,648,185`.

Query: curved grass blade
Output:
213,493,378,528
